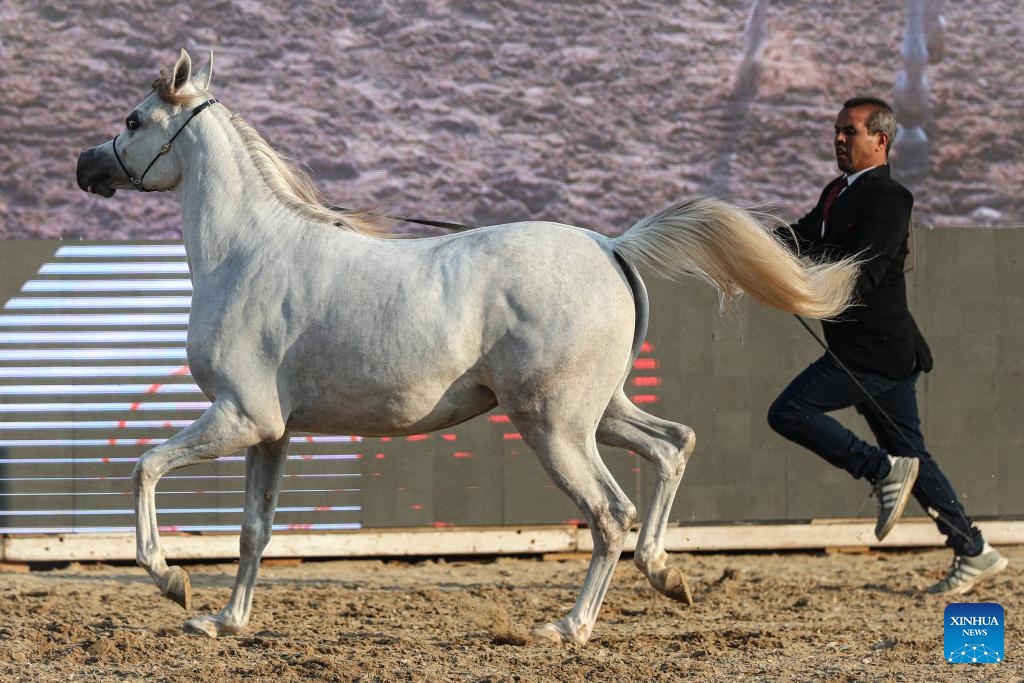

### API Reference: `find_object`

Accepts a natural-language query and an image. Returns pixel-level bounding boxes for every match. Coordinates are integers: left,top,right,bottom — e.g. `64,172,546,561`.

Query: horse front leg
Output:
185,436,288,637
132,398,268,610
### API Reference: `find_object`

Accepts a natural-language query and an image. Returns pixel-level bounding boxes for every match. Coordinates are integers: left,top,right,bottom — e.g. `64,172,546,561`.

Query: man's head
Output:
833,96,897,174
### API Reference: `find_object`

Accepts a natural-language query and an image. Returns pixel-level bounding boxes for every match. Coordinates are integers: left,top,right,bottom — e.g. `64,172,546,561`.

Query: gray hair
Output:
842,96,898,155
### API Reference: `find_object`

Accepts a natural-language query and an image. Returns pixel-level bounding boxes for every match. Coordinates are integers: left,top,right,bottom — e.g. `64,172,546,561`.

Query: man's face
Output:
833,105,888,174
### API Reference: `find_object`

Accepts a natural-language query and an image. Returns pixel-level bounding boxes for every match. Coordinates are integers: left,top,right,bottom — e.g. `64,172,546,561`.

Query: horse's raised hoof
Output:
183,614,239,638
658,566,694,606
162,565,192,611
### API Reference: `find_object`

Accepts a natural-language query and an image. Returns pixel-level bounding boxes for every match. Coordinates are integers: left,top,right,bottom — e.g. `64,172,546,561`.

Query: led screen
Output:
1,1,1021,241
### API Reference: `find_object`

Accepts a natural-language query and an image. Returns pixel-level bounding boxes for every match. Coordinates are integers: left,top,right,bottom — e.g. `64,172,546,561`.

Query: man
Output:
767,96,1007,594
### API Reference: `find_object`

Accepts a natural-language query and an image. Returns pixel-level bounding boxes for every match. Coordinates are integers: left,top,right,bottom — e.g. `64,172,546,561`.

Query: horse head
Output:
77,48,215,197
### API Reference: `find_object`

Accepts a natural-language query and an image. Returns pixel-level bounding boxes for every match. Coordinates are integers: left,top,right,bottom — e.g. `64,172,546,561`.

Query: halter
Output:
111,98,218,192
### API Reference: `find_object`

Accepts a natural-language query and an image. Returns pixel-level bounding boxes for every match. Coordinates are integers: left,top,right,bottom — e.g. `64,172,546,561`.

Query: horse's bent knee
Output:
654,423,694,479
595,500,636,545
621,501,637,533
678,424,695,451
670,424,695,462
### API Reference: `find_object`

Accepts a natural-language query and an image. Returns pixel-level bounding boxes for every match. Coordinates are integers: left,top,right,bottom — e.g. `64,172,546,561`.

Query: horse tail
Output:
610,196,858,319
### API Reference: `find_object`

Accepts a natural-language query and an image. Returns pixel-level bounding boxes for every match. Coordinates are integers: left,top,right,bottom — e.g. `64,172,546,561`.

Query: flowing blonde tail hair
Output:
611,197,858,319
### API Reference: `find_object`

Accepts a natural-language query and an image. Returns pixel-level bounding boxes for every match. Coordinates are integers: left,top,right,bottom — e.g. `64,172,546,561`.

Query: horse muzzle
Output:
76,145,118,197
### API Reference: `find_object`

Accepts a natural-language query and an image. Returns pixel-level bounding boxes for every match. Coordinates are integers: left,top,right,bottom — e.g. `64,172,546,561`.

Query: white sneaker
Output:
926,544,1009,595
872,454,919,541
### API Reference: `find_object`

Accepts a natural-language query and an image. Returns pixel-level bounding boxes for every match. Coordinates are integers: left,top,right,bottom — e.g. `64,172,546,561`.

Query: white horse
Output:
77,49,857,645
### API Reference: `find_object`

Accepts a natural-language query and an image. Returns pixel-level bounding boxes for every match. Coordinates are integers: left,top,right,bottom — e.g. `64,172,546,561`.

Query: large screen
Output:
2,1,1021,240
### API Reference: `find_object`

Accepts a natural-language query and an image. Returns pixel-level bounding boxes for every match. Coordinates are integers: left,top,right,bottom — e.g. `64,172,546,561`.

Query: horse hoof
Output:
163,566,192,611
184,614,242,638
532,621,591,645
183,616,220,638
531,622,569,644
659,567,694,606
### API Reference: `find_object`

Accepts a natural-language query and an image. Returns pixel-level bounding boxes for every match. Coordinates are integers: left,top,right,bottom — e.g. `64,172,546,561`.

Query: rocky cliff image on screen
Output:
1,1,1020,240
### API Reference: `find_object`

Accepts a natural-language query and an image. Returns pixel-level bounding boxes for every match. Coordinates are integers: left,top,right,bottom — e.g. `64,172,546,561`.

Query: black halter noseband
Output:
111,98,218,192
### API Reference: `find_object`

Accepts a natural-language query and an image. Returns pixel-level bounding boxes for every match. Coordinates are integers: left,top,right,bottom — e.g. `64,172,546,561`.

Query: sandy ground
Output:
0,545,1020,682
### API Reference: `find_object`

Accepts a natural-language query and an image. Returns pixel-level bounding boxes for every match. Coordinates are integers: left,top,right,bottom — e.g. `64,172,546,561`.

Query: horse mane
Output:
227,116,392,237
153,72,392,238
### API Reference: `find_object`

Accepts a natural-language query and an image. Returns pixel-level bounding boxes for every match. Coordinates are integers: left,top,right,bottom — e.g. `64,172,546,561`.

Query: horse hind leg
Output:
132,398,273,611
597,391,696,604
185,435,288,637
512,413,636,645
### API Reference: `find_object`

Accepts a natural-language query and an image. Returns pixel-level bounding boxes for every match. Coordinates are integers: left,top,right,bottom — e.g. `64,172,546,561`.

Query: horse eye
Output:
126,113,140,131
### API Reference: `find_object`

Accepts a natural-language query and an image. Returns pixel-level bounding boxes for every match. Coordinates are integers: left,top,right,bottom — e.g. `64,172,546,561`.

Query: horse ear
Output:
171,48,193,92
194,50,214,92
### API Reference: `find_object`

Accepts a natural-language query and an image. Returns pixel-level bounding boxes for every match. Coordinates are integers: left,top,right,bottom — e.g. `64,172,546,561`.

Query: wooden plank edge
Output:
580,519,1024,553
0,525,578,563
3,520,1022,563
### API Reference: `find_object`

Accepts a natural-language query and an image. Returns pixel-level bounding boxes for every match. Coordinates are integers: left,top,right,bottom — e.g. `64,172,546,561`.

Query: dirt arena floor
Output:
1,545,1020,682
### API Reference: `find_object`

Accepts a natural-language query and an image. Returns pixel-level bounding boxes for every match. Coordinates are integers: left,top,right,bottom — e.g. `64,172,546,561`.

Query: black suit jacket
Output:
786,164,932,379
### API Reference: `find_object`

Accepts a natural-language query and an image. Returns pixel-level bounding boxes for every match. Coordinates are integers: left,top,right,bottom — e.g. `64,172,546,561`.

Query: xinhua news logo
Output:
944,603,1004,664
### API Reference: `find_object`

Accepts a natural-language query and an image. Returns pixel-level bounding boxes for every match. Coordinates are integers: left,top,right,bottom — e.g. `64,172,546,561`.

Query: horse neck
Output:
174,112,307,282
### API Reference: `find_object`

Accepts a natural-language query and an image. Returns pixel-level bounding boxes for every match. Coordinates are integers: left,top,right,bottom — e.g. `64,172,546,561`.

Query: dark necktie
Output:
822,178,847,223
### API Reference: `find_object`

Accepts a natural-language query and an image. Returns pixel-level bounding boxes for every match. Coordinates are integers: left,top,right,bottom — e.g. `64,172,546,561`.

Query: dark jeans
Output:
767,353,983,556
